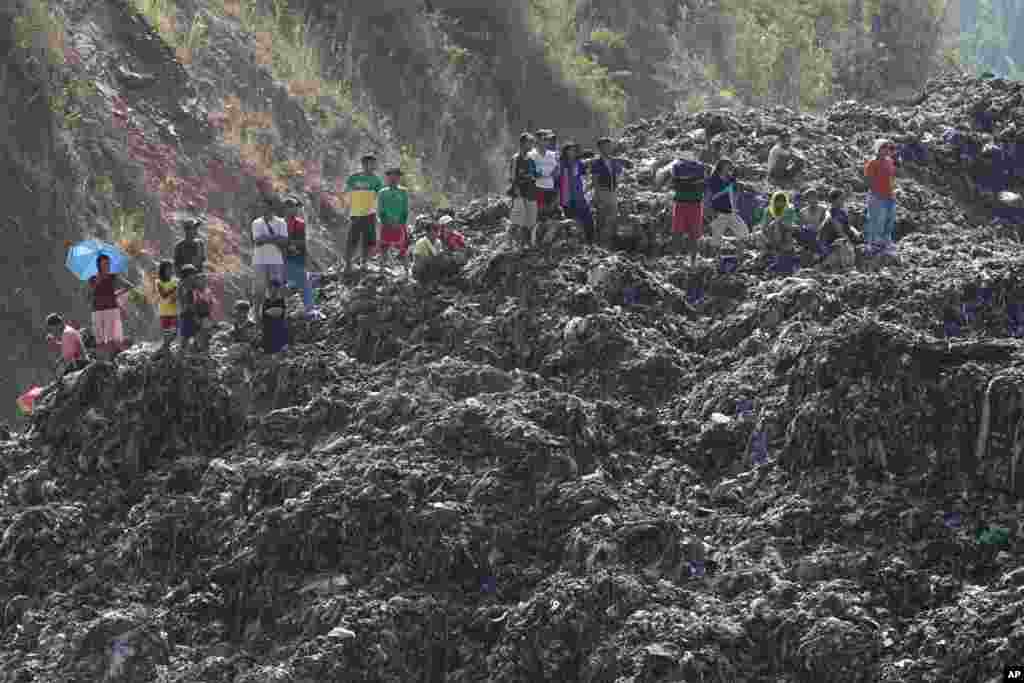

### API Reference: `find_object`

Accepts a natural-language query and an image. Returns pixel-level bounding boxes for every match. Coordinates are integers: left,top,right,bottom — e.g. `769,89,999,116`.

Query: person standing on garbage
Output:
45,313,87,377
177,264,214,354
767,131,805,183
590,136,634,245
864,139,899,247
173,217,206,278
155,260,179,350
508,132,540,246
250,197,289,322
282,195,321,321
818,189,859,270
377,168,411,268
343,153,384,273
530,130,560,222
706,159,749,248
88,254,135,359
657,156,706,267
555,141,596,243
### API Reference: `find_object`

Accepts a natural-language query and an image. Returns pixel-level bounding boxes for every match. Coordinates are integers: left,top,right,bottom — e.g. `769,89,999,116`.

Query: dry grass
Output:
254,30,274,68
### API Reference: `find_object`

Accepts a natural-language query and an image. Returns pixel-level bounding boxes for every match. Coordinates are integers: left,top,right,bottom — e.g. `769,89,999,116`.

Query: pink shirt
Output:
55,325,84,362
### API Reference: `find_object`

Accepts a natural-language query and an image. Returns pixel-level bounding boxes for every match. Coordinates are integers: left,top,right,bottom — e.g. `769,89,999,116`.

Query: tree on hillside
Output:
959,0,1024,78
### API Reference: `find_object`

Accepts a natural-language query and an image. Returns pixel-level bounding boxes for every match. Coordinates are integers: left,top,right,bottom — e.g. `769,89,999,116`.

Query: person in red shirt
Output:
863,139,898,247
88,254,135,359
435,215,468,266
45,313,88,376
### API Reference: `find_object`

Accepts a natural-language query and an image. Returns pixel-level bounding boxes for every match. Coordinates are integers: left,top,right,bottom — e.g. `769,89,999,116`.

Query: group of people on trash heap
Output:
506,127,899,273
43,129,899,378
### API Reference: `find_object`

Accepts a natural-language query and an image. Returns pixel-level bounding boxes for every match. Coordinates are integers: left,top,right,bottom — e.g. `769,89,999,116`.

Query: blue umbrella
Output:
65,239,130,281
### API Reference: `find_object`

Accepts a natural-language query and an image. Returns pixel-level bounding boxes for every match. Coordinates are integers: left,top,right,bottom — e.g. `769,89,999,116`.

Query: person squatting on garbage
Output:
589,136,634,245
250,197,289,321
864,138,899,247
818,189,859,270
530,130,561,221
376,167,411,267
45,313,87,377
508,132,541,246
173,217,206,277
261,280,289,354
155,260,179,350
283,194,321,320
230,300,260,345
555,141,596,243
795,187,825,254
756,191,800,256
344,153,383,273
657,156,706,267
706,159,750,248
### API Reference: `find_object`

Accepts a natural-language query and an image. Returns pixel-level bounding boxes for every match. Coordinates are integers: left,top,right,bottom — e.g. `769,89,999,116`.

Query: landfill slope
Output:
2,73,1024,682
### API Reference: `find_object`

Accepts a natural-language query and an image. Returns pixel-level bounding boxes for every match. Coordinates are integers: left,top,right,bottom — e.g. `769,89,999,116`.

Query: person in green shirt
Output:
756,191,800,256
377,167,410,269
343,153,384,274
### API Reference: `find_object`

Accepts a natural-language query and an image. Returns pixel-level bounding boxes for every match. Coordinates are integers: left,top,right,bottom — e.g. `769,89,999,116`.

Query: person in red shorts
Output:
657,157,706,267
376,168,411,268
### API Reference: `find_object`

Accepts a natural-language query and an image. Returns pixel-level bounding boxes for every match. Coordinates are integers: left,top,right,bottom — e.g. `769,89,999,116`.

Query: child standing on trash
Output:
555,141,596,243
261,280,288,354
155,260,178,350
657,157,706,267
864,139,898,247
509,132,540,246
283,195,320,320
177,264,212,354
377,168,411,267
589,136,634,245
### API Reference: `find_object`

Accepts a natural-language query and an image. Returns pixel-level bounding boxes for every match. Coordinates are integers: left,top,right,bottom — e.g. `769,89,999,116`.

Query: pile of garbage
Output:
3,73,1024,682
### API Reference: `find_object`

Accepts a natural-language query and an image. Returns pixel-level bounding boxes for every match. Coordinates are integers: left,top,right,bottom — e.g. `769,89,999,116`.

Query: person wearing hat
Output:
376,167,410,269
508,132,541,246
589,136,634,245
250,196,289,322
554,141,595,243
530,131,561,225
343,153,384,274
173,217,206,278
282,195,320,320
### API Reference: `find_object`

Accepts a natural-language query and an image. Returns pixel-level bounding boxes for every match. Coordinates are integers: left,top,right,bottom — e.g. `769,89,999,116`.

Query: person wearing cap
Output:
555,141,595,243
343,153,384,273
508,132,541,246
251,196,289,322
377,168,410,268
589,136,634,245
767,131,805,183
282,195,320,320
864,139,898,247
530,131,560,225
45,313,87,377
173,217,206,278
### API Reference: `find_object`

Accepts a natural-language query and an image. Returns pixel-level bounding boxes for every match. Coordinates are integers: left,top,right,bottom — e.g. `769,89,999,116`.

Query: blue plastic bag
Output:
943,511,961,529
624,287,640,305
944,319,960,338
686,286,704,305
751,430,767,465
688,560,705,578
719,255,738,274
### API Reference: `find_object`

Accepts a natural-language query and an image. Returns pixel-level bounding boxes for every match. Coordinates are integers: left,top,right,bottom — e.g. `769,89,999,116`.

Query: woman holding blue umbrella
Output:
88,254,136,359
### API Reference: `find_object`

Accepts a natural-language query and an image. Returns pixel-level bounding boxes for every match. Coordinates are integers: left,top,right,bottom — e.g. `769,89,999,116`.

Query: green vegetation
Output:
959,0,1024,78
399,144,449,210
50,77,96,129
589,28,626,51
12,0,66,65
527,0,626,128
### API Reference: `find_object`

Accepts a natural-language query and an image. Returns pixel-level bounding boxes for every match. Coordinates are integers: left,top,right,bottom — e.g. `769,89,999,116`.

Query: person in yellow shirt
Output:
155,260,179,350
343,153,384,275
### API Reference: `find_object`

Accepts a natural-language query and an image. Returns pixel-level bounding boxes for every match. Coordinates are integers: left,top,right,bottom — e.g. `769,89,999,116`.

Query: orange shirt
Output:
864,158,896,199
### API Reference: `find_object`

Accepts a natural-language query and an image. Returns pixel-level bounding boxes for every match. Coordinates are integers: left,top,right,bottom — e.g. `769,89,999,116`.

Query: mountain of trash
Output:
2,72,1024,683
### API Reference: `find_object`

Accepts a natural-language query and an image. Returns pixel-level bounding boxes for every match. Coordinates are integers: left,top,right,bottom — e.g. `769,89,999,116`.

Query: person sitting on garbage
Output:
656,156,706,267
177,264,214,354
818,189,859,270
411,221,458,283
555,141,596,243
795,187,826,253
45,313,87,377
590,136,634,245
261,279,288,354
376,167,411,268
706,159,750,248
173,217,206,278
155,260,179,350
864,138,899,248
767,131,805,183
530,130,561,222
88,254,136,360
508,132,541,246
229,300,260,345
756,191,800,256
436,215,468,265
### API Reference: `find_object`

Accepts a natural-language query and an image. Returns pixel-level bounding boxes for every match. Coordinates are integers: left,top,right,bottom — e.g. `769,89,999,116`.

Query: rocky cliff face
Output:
2,65,1024,680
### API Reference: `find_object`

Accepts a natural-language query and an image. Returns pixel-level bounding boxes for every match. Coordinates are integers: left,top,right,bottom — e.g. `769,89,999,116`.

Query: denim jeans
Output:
286,257,314,313
865,194,896,245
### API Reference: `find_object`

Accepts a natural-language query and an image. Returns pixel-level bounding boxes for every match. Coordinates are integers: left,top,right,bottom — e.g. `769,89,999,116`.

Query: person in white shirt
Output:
530,130,561,226
250,196,289,321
